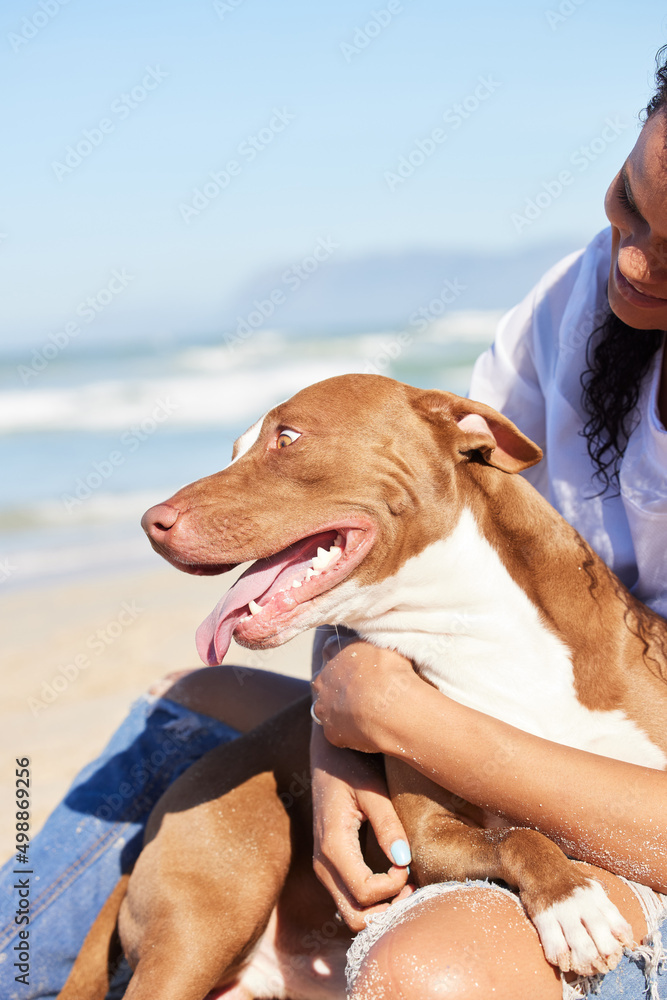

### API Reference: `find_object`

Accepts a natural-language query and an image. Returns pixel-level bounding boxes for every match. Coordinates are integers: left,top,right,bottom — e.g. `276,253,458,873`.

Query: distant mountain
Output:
220,240,582,333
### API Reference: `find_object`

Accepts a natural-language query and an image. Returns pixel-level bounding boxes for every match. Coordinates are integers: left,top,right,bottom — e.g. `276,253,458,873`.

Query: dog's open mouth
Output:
195,522,374,665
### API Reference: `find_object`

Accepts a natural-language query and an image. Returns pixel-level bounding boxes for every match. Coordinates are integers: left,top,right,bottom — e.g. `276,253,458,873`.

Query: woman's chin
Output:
608,271,667,331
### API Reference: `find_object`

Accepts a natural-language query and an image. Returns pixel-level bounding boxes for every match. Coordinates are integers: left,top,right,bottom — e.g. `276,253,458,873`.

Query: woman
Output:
310,48,667,1000
2,47,666,1000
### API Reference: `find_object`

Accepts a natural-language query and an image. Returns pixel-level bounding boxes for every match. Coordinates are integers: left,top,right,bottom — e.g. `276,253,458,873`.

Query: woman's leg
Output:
162,664,309,732
0,665,308,1000
349,865,655,1000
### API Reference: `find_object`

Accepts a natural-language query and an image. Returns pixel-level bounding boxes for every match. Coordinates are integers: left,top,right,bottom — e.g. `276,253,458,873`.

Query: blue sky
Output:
1,0,665,349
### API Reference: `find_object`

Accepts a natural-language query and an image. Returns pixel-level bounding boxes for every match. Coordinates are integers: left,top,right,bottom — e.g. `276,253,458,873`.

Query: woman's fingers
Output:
312,781,410,928
314,832,413,932
360,786,412,870
310,729,413,928
313,815,409,932
311,641,418,754
314,856,408,932
320,628,360,666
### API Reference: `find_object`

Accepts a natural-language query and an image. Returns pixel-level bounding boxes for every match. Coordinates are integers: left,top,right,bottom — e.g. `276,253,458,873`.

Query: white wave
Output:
1,316,498,435
0,490,165,531
177,328,290,372
0,359,359,434
1,536,155,590
424,309,504,343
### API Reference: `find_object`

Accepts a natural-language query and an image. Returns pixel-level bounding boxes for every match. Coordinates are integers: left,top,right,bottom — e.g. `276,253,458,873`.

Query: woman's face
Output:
604,110,667,331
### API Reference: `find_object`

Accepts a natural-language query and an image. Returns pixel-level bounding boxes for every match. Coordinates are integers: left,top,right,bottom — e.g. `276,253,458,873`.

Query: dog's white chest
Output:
348,508,666,769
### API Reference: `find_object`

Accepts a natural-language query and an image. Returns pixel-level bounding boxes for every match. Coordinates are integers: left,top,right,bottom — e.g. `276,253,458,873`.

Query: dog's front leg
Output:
384,757,632,978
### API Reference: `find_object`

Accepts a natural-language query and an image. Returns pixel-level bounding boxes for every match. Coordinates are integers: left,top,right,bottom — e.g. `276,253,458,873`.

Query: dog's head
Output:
141,374,541,664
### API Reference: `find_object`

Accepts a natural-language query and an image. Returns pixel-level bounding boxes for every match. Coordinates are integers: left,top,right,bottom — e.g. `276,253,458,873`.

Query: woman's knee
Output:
154,664,309,731
349,887,563,1000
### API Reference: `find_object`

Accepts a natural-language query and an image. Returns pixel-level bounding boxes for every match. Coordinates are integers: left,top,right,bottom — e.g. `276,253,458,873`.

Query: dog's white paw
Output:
532,880,633,976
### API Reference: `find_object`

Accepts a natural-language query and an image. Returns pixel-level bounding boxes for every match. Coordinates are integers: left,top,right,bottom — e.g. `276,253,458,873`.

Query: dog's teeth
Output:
306,567,320,580
311,546,332,570
334,533,343,547
291,579,302,588
248,600,262,616
312,545,342,571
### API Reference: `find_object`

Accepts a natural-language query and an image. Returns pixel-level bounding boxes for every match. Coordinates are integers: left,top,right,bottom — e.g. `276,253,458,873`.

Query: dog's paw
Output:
531,879,633,976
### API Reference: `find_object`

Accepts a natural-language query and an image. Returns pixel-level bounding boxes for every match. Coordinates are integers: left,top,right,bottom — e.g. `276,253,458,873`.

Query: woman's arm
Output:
310,626,414,928
310,725,412,929
311,642,667,893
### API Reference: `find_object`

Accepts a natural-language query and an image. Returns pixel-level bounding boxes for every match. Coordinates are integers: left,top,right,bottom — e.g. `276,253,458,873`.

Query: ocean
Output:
0,311,501,591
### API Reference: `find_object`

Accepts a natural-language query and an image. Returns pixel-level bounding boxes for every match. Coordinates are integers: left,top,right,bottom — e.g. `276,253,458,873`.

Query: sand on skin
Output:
1,562,313,862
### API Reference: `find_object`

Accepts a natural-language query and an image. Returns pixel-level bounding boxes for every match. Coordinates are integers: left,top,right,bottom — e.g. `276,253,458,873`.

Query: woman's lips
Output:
614,263,667,309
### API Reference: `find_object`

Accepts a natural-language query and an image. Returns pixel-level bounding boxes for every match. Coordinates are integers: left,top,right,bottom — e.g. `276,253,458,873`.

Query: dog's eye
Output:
277,429,301,448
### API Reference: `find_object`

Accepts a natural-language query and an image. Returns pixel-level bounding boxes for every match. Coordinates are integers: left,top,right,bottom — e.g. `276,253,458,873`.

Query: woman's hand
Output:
310,724,413,931
311,640,418,753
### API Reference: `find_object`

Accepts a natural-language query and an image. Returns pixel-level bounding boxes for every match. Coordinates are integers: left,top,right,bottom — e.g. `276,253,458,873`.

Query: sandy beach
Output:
1,564,313,863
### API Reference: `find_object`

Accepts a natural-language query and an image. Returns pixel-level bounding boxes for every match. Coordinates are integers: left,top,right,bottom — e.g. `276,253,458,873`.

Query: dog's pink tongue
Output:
195,600,243,666
195,556,289,665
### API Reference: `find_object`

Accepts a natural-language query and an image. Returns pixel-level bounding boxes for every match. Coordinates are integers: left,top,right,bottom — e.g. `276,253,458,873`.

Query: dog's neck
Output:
344,504,573,716
341,468,569,661
331,473,667,768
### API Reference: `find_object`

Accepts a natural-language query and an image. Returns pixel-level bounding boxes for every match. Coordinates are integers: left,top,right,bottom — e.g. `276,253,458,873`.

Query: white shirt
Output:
469,227,667,618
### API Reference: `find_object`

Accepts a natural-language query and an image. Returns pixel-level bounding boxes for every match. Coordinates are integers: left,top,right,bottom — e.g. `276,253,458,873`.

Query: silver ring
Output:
310,701,323,726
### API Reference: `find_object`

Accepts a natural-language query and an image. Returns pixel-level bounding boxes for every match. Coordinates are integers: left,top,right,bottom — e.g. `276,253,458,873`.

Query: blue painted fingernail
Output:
390,839,412,867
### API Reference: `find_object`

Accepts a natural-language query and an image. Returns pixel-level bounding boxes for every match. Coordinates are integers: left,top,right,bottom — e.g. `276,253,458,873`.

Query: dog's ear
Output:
455,410,542,473
414,391,542,474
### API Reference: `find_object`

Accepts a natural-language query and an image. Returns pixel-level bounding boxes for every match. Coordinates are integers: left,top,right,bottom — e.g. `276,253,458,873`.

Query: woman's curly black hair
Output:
580,45,667,494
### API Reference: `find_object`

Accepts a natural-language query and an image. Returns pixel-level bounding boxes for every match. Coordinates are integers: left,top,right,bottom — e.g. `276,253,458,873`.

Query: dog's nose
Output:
141,503,180,542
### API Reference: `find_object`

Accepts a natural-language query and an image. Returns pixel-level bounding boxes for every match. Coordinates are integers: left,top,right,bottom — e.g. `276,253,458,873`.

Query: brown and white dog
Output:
59,374,667,1000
